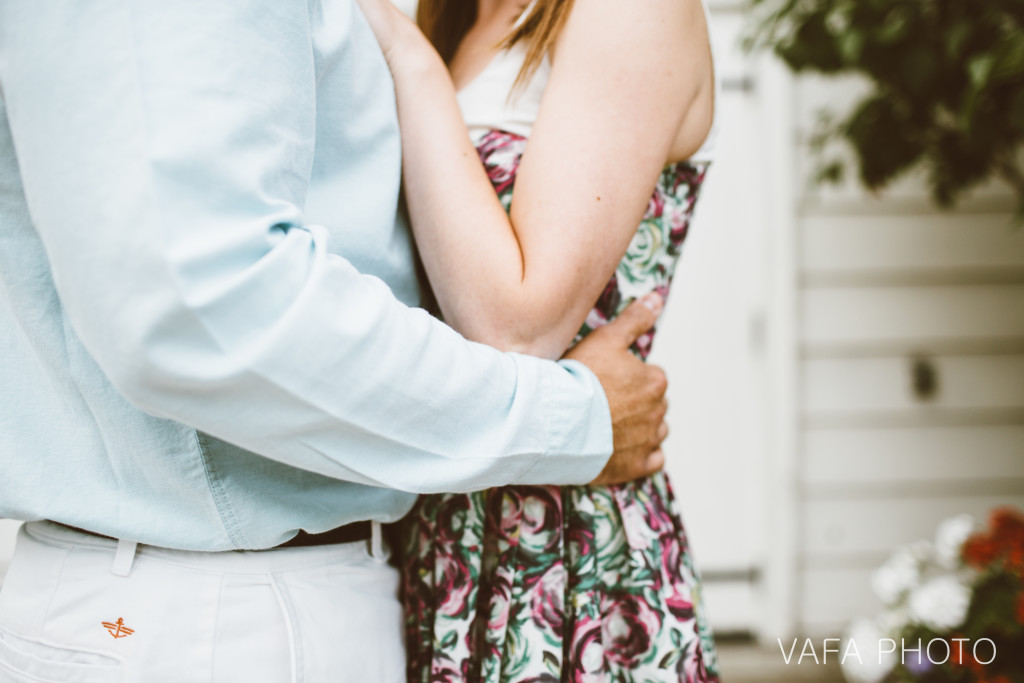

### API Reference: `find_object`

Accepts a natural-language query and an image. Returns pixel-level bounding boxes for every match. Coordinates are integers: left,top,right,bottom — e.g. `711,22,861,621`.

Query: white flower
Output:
842,619,897,683
908,574,971,632
934,514,974,570
871,545,925,606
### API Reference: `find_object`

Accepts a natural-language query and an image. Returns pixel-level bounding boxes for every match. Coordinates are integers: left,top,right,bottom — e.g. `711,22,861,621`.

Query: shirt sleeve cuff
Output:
511,356,613,486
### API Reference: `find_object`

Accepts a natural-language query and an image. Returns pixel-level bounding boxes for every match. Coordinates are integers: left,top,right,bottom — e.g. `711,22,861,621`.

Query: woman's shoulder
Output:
552,0,719,164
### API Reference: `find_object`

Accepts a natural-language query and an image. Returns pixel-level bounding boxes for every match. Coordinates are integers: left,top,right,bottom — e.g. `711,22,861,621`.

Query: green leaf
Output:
838,30,865,63
990,35,1024,84
780,11,844,72
844,96,924,189
946,22,973,60
876,8,910,44
968,55,996,89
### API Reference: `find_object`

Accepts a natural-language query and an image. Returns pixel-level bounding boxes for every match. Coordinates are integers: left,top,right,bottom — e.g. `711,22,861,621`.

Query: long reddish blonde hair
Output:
416,0,575,93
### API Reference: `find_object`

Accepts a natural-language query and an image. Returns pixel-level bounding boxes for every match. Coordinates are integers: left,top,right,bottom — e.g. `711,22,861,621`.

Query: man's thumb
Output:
601,292,662,348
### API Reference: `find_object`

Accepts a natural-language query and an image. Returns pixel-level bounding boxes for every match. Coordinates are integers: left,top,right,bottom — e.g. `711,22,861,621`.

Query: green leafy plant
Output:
747,0,1024,217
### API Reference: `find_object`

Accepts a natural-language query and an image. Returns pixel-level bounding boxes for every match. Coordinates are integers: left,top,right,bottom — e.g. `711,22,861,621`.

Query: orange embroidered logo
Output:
101,618,134,639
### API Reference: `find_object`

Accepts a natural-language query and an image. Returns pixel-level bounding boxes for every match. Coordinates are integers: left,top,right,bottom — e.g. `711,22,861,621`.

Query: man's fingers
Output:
644,449,665,475
657,421,669,444
648,365,668,400
597,292,663,349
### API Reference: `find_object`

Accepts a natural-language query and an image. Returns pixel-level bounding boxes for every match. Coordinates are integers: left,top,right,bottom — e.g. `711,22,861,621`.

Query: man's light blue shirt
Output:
0,0,612,550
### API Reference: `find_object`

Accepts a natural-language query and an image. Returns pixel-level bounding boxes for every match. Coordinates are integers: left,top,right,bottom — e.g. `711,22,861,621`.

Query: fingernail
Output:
641,292,663,314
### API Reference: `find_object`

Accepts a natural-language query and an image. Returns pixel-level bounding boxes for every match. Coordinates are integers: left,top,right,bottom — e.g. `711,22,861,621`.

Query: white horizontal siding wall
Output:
793,76,1024,635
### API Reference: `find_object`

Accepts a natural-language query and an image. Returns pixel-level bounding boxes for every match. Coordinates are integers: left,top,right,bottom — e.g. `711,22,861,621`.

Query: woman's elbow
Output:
441,301,575,359
462,324,570,361
497,335,568,360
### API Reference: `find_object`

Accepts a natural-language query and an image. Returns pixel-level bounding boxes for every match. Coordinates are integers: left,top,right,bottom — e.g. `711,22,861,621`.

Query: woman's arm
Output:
359,0,711,359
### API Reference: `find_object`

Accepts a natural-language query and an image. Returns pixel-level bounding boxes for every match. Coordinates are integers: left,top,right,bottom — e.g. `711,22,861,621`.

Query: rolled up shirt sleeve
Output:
0,0,612,493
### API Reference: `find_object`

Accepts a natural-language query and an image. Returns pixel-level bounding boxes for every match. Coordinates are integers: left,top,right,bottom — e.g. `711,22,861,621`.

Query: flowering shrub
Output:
747,0,1024,219
843,507,1024,683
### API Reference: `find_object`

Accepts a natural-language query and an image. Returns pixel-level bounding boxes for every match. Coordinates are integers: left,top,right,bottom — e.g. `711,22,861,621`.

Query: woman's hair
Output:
416,0,575,93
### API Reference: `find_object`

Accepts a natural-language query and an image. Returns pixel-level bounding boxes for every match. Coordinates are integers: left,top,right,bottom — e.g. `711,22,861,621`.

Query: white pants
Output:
0,521,405,682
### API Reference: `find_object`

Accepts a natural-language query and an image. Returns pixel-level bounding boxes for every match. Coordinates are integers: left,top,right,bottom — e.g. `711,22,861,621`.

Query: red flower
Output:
1009,545,1024,575
963,535,998,568
946,633,971,667
991,507,1024,555
961,506,1024,574
954,653,986,676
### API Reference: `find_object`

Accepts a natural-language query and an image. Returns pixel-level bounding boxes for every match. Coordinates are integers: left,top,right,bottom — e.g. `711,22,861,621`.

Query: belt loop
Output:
111,539,138,577
369,521,384,563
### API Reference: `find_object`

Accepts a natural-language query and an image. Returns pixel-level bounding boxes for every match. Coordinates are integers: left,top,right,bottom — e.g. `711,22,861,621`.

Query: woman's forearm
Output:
384,24,577,359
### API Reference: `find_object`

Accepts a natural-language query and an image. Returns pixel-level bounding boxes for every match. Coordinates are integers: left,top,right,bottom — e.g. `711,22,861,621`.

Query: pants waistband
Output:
56,520,374,550
29,521,386,575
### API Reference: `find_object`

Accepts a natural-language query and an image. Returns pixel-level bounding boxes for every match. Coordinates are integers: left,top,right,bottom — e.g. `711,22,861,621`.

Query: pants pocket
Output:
0,627,122,683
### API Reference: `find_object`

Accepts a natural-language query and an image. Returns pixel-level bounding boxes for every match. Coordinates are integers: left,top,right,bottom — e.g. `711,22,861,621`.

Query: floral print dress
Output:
399,129,721,683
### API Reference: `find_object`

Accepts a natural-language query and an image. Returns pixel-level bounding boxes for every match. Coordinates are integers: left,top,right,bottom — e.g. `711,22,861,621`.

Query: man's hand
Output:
565,292,669,486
